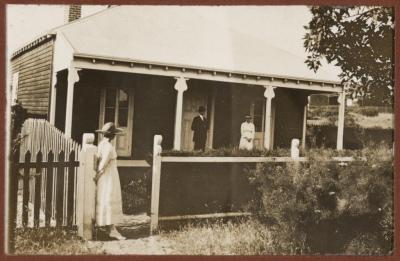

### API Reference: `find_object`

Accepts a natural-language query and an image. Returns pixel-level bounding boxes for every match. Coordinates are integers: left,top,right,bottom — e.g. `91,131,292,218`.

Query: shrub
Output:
352,106,380,117
248,147,393,254
121,169,151,215
161,147,291,157
308,105,338,119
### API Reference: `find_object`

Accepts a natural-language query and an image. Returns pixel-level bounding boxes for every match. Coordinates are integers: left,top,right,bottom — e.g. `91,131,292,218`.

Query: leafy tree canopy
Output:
304,6,394,104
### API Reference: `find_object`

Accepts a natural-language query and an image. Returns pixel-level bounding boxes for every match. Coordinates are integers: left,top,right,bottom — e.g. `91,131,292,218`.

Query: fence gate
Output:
8,119,81,253
11,150,79,227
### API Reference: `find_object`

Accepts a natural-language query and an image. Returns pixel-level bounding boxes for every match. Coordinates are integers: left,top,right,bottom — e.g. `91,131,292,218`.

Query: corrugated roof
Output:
53,6,340,82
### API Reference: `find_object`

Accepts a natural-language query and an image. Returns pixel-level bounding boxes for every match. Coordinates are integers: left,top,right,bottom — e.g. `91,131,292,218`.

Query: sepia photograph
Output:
5,3,395,256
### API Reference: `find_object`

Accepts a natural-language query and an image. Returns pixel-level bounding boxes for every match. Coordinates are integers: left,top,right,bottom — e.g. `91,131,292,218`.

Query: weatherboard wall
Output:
11,38,55,117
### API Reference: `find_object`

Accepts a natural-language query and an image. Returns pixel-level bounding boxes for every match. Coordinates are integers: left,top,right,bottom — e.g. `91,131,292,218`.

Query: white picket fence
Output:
19,119,81,162
18,118,81,227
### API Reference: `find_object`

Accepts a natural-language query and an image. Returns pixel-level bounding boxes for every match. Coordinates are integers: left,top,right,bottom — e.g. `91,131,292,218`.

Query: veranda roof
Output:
22,6,342,83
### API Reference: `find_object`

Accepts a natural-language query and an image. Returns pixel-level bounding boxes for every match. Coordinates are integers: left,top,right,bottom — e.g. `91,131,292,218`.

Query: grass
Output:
159,218,275,255
13,219,276,255
14,228,90,255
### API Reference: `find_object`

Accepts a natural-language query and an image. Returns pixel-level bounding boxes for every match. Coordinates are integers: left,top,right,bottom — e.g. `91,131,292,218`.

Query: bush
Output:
345,233,388,255
247,147,393,254
162,147,291,157
308,105,338,119
121,169,151,215
351,106,380,117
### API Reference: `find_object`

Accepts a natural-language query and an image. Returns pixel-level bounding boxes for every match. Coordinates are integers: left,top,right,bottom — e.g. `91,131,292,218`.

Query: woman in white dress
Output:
239,115,255,150
94,122,125,240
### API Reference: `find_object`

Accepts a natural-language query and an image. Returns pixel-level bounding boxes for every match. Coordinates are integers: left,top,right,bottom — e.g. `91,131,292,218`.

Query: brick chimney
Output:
68,5,81,22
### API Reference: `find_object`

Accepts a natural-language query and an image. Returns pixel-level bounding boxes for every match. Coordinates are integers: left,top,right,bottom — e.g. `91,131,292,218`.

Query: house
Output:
10,5,346,161
309,93,340,106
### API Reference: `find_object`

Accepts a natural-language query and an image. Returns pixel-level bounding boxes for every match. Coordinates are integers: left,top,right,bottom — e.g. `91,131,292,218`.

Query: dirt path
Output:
86,236,177,255
86,214,178,255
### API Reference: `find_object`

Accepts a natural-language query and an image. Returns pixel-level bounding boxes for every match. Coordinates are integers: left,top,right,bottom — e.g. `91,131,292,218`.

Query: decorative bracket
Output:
68,67,81,85
153,135,163,156
174,76,189,92
263,85,276,100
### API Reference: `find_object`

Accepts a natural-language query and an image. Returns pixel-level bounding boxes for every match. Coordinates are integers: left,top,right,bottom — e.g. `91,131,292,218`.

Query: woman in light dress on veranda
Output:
239,115,255,150
94,122,126,240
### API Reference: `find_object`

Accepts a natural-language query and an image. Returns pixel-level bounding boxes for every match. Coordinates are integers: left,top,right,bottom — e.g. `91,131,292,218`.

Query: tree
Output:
304,6,394,104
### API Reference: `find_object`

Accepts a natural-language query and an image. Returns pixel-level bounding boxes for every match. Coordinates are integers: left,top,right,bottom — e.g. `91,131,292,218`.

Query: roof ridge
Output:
49,5,116,33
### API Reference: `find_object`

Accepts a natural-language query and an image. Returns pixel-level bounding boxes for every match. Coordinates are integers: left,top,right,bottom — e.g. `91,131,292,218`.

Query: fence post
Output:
56,151,65,226
67,151,76,227
291,139,301,183
33,151,43,228
22,151,31,227
45,151,54,227
150,135,163,235
76,133,97,240
336,90,346,150
291,139,300,159
8,150,20,253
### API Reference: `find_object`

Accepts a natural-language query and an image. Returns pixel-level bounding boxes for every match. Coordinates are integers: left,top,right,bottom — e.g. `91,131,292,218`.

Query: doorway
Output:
181,88,209,151
99,87,134,157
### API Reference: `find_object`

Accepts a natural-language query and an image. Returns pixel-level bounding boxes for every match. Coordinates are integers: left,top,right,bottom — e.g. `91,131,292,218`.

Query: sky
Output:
7,5,108,58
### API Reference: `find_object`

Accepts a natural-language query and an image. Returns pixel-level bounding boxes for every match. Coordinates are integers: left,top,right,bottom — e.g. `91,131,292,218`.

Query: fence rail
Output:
161,156,365,163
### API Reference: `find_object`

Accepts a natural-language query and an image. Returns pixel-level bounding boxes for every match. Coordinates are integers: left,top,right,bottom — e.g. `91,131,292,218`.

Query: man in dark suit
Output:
191,106,208,151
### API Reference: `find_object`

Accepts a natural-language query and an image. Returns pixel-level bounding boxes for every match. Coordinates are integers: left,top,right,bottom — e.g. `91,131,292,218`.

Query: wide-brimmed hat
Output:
245,115,253,119
96,122,124,135
198,106,206,112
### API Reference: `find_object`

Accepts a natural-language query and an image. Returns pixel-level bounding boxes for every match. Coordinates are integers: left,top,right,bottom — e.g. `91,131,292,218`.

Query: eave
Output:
11,34,56,60
73,53,344,93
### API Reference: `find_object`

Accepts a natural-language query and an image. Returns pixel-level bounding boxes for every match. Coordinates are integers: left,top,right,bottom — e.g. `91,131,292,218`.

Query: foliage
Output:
308,105,338,120
10,102,28,154
161,147,291,157
304,6,394,103
160,218,274,255
14,228,89,255
352,106,379,117
345,233,388,255
309,105,380,121
121,170,151,215
247,146,393,254
163,146,370,158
